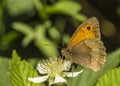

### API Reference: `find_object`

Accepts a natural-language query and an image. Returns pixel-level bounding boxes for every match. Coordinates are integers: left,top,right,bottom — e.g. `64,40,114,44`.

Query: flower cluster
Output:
28,57,83,85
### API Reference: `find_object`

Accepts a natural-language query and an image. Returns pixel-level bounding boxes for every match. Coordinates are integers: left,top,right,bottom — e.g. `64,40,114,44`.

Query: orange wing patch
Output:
67,17,100,49
67,24,96,48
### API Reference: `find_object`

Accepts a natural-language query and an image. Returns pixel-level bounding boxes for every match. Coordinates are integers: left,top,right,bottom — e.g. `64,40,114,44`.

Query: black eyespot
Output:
86,26,91,30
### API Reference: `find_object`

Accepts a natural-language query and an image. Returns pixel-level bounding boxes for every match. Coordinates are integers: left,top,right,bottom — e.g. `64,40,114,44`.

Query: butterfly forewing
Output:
67,17,100,49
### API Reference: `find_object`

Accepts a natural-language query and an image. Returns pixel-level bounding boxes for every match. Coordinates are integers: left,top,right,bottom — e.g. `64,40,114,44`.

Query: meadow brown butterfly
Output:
61,17,106,71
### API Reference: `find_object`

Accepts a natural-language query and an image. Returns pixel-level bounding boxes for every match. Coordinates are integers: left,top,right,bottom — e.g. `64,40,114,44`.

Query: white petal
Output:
62,61,72,71
65,70,83,77
37,63,50,74
54,76,67,84
28,75,49,83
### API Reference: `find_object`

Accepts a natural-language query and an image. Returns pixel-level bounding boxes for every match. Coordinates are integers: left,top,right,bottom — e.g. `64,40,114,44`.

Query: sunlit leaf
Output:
0,31,19,50
12,22,34,46
13,23,34,35
9,50,42,86
46,0,86,21
95,68,120,86
0,56,10,86
51,1,81,14
34,25,58,57
6,0,35,16
48,27,61,42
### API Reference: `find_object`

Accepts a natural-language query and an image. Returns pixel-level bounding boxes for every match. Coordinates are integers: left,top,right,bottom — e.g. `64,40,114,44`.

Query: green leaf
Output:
28,58,40,67
6,0,35,16
62,34,70,45
48,27,61,42
9,50,42,86
12,22,34,46
95,68,120,86
46,1,87,21
0,56,10,86
47,1,81,14
67,49,120,86
103,48,120,70
71,13,87,22
34,25,59,57
0,31,19,50
13,22,34,35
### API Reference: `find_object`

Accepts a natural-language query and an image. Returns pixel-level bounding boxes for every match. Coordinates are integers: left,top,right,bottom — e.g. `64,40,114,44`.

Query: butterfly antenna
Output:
61,41,65,49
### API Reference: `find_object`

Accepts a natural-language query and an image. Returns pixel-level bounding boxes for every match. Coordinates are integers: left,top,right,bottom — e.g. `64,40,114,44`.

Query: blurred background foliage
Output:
0,0,120,86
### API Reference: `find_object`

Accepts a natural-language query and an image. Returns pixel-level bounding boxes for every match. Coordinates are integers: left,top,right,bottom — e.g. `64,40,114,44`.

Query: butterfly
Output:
61,17,106,71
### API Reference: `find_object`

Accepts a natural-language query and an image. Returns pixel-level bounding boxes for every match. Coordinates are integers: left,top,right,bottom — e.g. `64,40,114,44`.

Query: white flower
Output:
28,57,83,86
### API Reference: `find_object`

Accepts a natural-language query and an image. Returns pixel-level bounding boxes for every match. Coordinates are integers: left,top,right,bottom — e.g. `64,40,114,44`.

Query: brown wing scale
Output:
69,38,106,71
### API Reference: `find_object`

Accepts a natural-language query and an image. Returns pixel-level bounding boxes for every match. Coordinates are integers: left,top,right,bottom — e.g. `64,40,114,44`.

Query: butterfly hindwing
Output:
69,38,106,71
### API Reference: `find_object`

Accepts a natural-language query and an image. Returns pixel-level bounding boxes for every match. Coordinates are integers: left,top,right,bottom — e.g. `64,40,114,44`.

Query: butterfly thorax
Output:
61,48,72,60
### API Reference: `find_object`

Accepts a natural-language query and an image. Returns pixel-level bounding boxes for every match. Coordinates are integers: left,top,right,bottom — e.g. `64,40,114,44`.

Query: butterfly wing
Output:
67,17,100,49
69,38,106,71
61,17,106,71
